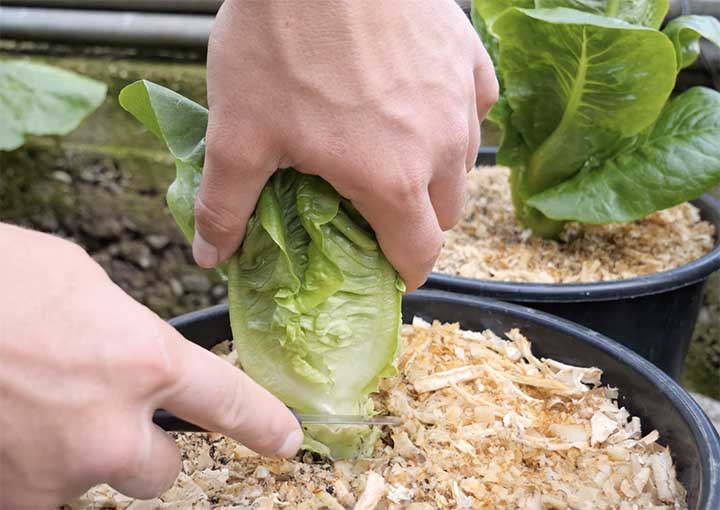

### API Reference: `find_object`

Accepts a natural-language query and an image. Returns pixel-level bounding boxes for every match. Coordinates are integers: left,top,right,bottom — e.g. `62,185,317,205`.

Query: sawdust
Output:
434,166,715,283
68,320,688,510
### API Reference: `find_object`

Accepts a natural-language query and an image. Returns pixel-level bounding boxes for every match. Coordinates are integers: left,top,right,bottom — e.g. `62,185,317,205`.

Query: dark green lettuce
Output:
471,1,720,237
119,80,403,459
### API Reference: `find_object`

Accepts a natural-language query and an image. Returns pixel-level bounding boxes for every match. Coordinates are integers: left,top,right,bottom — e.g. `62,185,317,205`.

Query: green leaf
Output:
119,80,207,245
119,80,207,167
488,7,677,236
0,60,106,151
663,15,720,70
473,0,534,26
119,80,403,460
228,170,402,459
471,1,500,69
535,0,669,28
528,87,720,223
493,8,676,193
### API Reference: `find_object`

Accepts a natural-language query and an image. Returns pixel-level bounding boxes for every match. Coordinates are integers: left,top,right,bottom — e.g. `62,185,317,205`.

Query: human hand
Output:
0,225,303,510
196,0,498,291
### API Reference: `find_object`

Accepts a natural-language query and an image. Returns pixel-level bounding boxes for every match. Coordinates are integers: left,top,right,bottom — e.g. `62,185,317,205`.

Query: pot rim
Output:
427,193,720,303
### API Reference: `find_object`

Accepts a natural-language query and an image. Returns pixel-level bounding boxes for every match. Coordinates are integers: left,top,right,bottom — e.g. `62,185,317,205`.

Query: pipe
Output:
0,7,214,48
0,1,471,14
0,2,715,61
1,1,224,13
2,0,718,18
0,3,471,48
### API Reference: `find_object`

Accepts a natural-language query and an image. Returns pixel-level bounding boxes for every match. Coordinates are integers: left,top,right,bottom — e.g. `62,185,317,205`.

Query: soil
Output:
435,166,716,284
0,143,227,319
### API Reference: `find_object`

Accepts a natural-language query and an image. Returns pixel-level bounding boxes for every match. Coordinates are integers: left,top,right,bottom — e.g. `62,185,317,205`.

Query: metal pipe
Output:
0,7,214,48
0,2,716,58
0,1,471,14
1,1,224,13
3,0,718,18
0,3,471,48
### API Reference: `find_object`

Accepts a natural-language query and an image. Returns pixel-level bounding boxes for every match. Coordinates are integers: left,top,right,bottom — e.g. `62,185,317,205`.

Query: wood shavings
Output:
412,365,484,393
68,321,688,510
435,166,716,283
352,472,386,510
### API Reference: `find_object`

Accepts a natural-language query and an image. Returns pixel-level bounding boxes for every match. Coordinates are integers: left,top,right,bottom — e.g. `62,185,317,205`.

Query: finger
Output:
161,338,303,459
429,163,467,232
108,422,181,500
193,111,278,268
473,39,500,122
353,182,444,292
467,94,482,172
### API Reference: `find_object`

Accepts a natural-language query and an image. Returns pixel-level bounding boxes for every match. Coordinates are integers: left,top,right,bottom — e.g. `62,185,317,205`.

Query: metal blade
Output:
295,414,403,426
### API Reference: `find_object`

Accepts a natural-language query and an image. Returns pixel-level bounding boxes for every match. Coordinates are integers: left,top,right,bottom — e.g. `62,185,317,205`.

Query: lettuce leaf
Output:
119,80,403,459
528,87,720,223
663,15,720,70
534,0,669,28
0,60,106,151
471,3,720,236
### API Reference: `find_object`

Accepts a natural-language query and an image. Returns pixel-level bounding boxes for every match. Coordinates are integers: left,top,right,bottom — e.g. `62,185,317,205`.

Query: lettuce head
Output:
119,80,403,459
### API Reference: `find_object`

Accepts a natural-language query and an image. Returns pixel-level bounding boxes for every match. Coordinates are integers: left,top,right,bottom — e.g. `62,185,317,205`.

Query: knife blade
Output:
153,409,402,432
292,413,402,426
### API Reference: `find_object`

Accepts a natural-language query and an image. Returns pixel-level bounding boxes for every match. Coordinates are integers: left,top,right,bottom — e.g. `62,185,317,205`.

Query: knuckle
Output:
194,195,246,238
205,122,276,176
438,116,470,164
109,320,179,394
384,170,427,208
216,375,251,434
136,329,178,390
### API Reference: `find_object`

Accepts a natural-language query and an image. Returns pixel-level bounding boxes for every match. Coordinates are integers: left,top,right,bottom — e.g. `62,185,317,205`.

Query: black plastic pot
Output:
165,290,720,510
430,150,720,379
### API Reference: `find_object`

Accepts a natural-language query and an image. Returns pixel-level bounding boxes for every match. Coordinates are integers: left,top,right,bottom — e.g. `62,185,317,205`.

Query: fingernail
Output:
193,231,219,268
277,429,304,459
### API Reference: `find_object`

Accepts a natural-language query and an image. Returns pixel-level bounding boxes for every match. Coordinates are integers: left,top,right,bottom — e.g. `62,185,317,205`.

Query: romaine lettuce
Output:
472,0,720,237
119,80,403,459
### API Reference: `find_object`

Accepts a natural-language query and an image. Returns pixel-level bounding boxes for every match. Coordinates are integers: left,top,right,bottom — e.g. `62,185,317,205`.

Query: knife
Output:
153,409,402,432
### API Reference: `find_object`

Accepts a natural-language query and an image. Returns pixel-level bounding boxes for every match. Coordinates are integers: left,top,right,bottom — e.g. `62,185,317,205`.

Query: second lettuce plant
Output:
472,0,720,237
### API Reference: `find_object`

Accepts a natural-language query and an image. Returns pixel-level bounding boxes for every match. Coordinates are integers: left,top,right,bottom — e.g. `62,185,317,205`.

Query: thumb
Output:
161,334,304,459
193,113,278,268
108,423,181,500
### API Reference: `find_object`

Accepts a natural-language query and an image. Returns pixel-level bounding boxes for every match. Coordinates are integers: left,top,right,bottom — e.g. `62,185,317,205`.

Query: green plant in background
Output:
0,60,107,151
472,0,720,238
119,80,404,460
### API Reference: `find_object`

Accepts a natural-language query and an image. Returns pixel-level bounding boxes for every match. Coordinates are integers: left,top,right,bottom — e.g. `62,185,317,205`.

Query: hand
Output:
0,224,303,510
195,0,498,291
